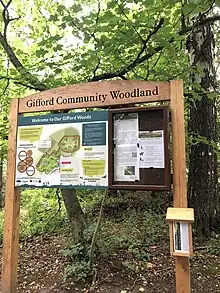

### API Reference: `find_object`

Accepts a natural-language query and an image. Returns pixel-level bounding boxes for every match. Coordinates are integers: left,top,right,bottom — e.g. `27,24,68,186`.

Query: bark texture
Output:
61,189,86,243
187,15,219,237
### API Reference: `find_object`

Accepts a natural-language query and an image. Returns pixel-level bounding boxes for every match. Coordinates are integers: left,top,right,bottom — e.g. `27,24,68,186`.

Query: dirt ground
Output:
0,235,220,293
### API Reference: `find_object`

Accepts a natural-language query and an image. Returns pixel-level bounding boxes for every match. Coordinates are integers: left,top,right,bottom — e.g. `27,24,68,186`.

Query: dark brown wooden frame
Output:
108,106,171,190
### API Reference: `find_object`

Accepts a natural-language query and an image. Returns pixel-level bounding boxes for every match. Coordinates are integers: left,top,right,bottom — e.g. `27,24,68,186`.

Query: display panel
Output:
15,110,108,188
109,106,171,190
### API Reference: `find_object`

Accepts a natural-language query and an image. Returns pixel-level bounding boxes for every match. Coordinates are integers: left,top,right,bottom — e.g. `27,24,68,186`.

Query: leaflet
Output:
138,130,164,168
113,113,139,181
114,145,139,181
173,222,189,252
113,113,138,145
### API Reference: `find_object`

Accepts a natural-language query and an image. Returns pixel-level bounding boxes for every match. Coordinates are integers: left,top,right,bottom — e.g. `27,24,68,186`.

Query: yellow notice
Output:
19,127,43,142
82,160,105,176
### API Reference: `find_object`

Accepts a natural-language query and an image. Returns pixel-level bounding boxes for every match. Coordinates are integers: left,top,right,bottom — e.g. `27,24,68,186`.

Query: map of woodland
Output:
19,126,80,175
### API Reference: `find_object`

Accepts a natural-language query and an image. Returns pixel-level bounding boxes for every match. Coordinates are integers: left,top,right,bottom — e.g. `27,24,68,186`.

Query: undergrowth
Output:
0,189,219,282
60,191,169,282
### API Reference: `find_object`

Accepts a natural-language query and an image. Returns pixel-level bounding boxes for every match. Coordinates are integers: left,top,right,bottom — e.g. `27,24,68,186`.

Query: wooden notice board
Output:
108,106,170,190
2,80,191,293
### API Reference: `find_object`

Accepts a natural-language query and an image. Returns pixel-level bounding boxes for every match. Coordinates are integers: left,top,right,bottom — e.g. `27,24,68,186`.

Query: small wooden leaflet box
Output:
166,208,194,257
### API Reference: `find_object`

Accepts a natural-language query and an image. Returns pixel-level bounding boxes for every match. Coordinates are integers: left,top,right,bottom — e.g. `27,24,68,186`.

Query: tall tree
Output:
187,8,219,236
0,0,87,243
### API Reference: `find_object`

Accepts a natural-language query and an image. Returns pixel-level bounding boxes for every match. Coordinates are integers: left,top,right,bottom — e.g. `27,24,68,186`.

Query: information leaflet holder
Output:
166,208,194,257
108,106,171,190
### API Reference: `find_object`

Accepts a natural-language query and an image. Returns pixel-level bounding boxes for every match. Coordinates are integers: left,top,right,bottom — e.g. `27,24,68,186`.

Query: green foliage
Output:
60,223,96,281
60,242,90,281
0,189,67,242
20,188,66,237
64,260,90,281
0,211,4,241
0,97,9,158
60,206,167,281
98,209,167,258
207,236,220,256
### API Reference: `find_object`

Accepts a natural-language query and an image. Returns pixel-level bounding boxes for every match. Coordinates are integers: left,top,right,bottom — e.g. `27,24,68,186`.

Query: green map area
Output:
35,127,80,174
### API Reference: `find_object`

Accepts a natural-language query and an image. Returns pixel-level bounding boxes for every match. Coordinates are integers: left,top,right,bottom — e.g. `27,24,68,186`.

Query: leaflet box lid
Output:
166,208,194,223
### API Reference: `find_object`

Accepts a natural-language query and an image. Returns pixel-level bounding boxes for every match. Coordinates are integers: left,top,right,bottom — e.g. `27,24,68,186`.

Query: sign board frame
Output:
2,80,191,293
108,106,171,190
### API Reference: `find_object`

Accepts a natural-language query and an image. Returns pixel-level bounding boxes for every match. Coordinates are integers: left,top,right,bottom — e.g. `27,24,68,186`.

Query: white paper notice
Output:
173,222,189,252
114,113,138,145
138,130,164,168
113,113,139,181
114,145,139,181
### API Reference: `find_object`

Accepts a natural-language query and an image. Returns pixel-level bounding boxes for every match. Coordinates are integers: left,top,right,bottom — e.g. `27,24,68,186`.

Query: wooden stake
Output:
170,80,190,293
2,98,20,293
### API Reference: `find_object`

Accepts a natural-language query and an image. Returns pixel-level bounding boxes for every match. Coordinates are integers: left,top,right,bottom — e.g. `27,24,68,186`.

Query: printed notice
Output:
113,113,138,145
173,222,189,252
114,145,139,181
138,130,164,168
113,113,139,181
15,111,108,188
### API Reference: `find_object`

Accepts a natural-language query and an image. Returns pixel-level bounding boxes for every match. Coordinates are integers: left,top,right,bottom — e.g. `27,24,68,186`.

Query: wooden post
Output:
170,80,191,293
2,98,20,293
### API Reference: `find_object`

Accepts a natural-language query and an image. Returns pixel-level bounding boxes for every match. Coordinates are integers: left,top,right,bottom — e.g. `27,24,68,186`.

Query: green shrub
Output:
20,188,67,237
207,235,220,256
97,209,168,260
60,223,97,281
64,260,90,281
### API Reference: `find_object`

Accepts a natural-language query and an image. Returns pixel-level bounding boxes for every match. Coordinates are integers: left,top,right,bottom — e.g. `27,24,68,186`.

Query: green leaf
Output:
54,68,62,74
36,49,48,57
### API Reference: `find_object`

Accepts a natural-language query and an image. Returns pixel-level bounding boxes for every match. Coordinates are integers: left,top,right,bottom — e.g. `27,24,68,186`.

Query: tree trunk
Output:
187,15,219,237
61,189,87,243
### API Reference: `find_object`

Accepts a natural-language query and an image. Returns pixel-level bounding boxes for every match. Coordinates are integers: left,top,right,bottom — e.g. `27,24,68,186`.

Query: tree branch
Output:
89,13,220,82
0,1,219,89
0,74,45,91
181,15,220,35
195,15,220,27
89,18,164,82
114,0,145,44
88,189,107,273
0,33,47,91
0,0,47,91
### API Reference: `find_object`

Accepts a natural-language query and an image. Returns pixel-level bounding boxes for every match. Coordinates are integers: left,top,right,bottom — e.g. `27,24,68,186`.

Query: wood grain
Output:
166,208,194,222
169,223,174,255
170,80,191,293
170,80,187,207
2,99,20,293
188,224,193,256
18,80,170,113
